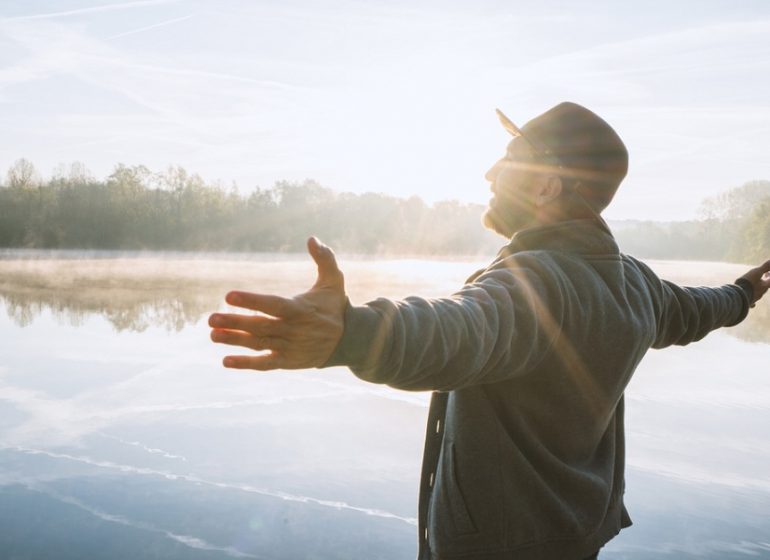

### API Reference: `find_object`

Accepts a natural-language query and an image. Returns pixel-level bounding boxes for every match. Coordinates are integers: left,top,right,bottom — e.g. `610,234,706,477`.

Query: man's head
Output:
483,102,628,238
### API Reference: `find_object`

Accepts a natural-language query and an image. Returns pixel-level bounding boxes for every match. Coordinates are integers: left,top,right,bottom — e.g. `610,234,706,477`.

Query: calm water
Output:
1,253,769,559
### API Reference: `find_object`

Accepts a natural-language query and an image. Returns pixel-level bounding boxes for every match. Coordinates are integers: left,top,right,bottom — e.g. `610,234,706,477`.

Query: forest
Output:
1,158,768,262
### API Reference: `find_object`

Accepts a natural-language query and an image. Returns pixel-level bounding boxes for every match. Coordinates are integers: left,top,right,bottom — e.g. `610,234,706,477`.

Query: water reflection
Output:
2,253,770,559
0,254,295,332
1,255,768,342
1,290,213,332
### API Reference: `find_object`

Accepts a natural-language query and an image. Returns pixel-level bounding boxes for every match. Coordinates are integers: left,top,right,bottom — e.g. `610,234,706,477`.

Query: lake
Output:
1,251,769,559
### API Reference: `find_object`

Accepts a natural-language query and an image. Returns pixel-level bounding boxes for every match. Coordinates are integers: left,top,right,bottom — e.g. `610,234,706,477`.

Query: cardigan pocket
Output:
443,442,478,536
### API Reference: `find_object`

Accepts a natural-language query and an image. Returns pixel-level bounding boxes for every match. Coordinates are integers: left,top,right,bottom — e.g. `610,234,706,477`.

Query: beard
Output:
482,195,534,239
482,206,514,238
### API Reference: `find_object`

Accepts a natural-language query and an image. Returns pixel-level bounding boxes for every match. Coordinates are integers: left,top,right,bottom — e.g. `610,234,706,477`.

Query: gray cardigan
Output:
325,219,751,560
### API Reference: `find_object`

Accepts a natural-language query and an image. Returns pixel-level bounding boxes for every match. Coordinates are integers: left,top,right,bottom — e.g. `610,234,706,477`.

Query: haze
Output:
2,0,770,221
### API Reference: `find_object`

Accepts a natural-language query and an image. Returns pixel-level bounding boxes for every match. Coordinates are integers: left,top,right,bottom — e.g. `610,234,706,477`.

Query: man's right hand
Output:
208,236,347,370
738,259,770,307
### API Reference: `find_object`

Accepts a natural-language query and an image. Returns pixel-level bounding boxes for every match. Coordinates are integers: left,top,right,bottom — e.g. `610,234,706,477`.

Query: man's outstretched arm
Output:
209,237,562,392
631,257,770,349
208,236,347,370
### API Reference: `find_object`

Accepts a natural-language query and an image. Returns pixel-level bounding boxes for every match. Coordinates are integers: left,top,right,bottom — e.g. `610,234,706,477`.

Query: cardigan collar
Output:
501,217,619,258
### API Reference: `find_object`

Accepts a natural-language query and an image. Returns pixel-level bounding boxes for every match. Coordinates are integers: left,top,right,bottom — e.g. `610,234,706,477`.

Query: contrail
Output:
24,484,261,559
96,432,188,461
4,0,184,21
109,13,195,39
4,445,420,526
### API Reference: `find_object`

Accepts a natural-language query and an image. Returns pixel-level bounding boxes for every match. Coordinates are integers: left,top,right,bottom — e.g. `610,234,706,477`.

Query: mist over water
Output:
1,251,769,559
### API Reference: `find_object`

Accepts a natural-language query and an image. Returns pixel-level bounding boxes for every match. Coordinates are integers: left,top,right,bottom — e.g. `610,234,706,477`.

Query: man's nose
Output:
485,160,503,182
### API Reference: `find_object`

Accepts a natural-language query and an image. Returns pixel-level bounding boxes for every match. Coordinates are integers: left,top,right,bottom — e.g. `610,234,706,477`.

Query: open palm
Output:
209,237,347,370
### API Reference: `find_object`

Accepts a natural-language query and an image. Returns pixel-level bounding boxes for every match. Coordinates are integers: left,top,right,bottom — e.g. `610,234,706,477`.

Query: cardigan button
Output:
435,419,441,433
429,472,434,487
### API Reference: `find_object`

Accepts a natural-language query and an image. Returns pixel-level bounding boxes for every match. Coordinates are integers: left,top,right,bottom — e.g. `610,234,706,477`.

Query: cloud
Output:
627,458,770,493
1,3,768,217
0,13,312,169
3,0,185,22
95,432,188,461
20,483,258,558
0,372,357,446
488,18,770,110
7,446,419,526
108,12,195,39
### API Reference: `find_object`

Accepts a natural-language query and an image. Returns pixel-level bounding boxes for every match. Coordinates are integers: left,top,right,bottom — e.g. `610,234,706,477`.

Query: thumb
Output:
752,259,770,287
307,236,344,290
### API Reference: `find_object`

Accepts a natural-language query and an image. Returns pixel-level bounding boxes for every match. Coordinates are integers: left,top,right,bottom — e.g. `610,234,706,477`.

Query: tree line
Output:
612,180,770,264
1,158,768,261
0,159,500,255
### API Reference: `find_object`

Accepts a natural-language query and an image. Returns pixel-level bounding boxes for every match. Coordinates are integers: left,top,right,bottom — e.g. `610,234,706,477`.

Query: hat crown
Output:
520,102,628,213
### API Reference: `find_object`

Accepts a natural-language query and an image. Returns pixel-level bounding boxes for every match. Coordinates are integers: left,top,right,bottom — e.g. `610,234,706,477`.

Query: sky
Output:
1,0,769,221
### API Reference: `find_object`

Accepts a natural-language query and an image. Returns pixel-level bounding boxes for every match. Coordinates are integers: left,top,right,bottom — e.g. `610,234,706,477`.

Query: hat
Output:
496,102,628,213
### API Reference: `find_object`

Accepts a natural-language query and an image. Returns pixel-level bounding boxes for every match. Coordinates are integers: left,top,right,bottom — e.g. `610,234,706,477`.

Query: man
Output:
208,102,770,559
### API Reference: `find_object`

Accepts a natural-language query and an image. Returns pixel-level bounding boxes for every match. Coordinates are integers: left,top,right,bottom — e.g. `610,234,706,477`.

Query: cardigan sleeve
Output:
628,257,751,349
323,264,563,392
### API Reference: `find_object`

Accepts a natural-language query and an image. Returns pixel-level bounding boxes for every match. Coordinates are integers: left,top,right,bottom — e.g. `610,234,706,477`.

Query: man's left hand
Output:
738,259,770,308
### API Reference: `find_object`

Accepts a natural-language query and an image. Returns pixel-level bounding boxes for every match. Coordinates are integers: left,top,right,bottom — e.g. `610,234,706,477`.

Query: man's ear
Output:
534,175,563,207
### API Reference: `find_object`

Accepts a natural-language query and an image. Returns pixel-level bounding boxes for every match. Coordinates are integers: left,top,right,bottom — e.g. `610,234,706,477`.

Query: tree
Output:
52,161,94,185
737,199,770,263
699,180,770,221
6,158,40,189
0,157,766,258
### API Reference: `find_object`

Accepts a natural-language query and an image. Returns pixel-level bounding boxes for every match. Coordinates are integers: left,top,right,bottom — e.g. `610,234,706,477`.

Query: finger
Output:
223,354,283,371
208,313,286,337
226,291,298,318
210,328,286,351
307,236,344,289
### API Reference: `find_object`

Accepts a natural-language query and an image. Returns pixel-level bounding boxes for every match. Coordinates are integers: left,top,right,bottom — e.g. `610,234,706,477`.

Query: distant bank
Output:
1,159,768,263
